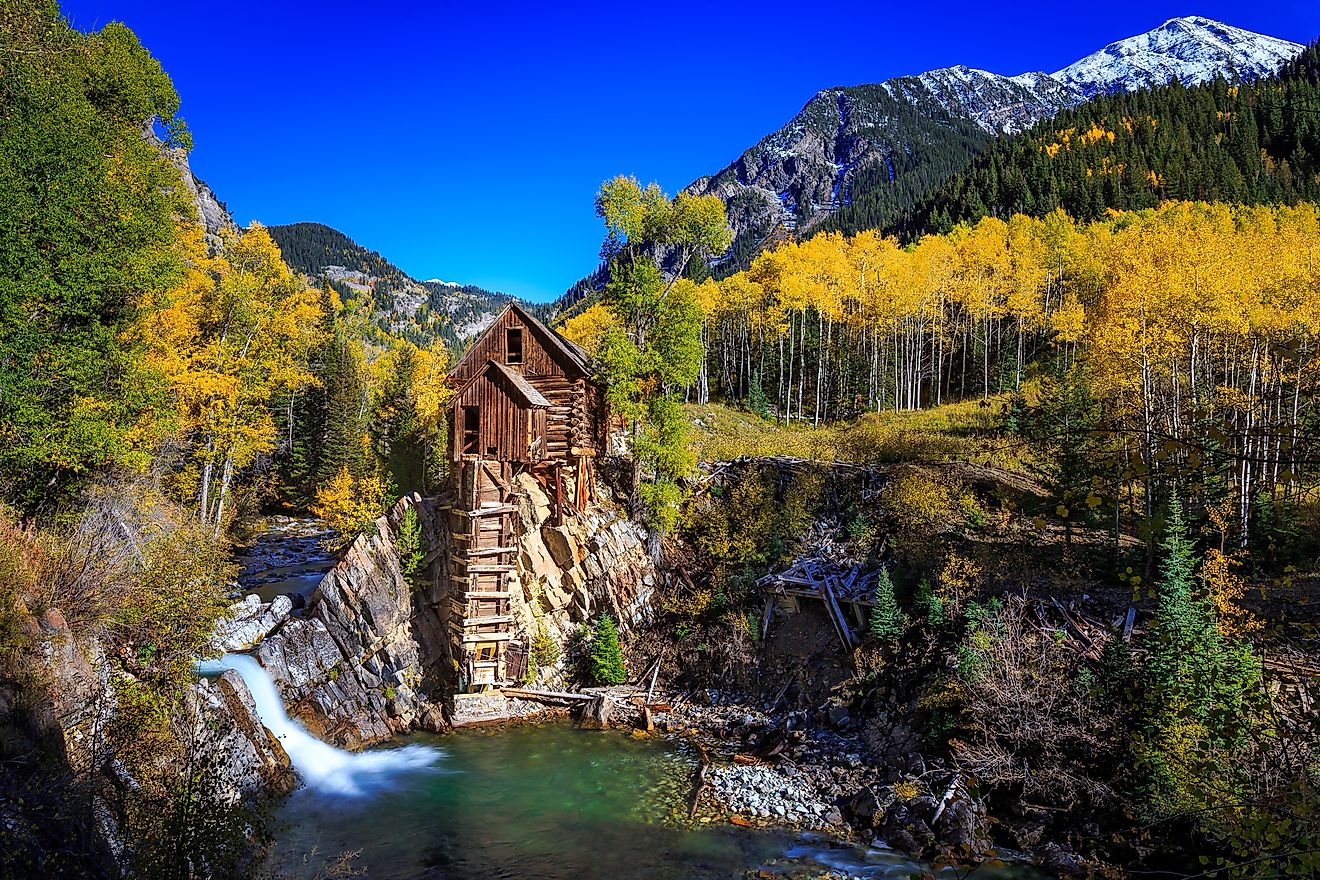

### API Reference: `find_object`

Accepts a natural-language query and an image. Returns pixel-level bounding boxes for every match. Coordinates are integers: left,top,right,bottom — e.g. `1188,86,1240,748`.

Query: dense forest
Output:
867,40,1320,238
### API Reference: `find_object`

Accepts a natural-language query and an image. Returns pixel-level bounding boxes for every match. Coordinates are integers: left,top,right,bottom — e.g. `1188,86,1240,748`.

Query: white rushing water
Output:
196,653,442,797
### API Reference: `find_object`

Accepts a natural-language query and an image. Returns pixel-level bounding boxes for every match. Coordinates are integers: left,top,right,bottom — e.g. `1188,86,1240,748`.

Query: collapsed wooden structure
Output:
757,558,879,647
444,303,606,690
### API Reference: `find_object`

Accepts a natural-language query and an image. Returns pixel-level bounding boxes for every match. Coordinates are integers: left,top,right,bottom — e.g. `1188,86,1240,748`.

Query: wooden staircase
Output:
449,457,518,689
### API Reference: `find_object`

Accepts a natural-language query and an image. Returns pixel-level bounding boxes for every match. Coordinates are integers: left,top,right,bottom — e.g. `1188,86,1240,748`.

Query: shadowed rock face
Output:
247,497,447,750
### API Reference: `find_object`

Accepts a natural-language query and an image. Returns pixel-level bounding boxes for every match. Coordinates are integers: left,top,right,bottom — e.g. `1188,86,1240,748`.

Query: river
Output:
262,722,1029,880
224,521,1037,879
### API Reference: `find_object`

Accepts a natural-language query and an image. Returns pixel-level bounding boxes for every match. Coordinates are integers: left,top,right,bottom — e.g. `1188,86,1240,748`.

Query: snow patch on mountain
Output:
1054,16,1302,99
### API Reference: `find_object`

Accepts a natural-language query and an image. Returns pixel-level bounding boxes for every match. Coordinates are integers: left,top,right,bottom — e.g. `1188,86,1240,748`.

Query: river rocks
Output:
847,785,895,830
1034,841,1086,876
706,763,842,830
882,801,936,855
191,671,295,799
932,777,990,859
214,593,293,651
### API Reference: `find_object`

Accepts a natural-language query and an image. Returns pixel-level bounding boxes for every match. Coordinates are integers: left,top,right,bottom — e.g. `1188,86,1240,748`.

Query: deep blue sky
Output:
61,2,1319,302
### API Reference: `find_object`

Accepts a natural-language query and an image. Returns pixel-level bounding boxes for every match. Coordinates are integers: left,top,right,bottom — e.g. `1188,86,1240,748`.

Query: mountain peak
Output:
1053,15,1302,99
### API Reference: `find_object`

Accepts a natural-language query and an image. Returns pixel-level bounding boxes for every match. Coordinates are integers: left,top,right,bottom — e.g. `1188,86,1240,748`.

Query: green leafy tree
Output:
595,176,732,529
868,567,903,643
0,2,191,511
588,613,628,685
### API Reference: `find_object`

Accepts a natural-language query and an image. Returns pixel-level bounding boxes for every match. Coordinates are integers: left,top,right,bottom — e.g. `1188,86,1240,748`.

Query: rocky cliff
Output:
403,467,660,720
218,496,447,749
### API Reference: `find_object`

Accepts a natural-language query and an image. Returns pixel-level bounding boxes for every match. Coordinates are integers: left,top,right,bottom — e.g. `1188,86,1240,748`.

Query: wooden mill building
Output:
444,303,606,689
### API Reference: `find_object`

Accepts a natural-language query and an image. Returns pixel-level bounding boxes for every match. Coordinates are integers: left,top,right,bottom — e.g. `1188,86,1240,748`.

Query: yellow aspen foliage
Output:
132,222,324,527
1200,548,1262,639
938,551,983,612
311,466,388,548
559,303,623,357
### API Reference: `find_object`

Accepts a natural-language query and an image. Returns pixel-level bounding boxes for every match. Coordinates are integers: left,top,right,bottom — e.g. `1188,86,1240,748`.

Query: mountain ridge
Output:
266,221,520,348
678,15,1304,278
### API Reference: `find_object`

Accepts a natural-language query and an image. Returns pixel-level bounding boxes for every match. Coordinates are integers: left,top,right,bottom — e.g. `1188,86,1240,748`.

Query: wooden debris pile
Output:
757,558,880,648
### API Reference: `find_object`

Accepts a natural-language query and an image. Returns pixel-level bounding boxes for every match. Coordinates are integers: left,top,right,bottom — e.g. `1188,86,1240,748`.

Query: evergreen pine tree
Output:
747,370,770,419
868,567,903,643
1139,497,1264,816
588,614,628,685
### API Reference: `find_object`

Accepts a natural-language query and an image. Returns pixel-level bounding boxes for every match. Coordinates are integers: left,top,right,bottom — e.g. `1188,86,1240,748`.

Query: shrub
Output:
952,597,1117,807
588,614,628,685
0,505,45,682
531,622,560,669
396,505,424,581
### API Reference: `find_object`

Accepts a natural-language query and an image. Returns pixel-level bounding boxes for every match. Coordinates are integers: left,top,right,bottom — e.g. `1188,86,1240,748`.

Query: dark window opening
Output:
462,406,480,455
506,327,523,364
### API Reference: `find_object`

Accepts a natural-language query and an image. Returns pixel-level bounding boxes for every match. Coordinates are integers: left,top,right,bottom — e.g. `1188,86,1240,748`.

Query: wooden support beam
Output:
460,631,513,643
460,615,514,627
465,504,518,518
500,687,593,703
467,546,517,557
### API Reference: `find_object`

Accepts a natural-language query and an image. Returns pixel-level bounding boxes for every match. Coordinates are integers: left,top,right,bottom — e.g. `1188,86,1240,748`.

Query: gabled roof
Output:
508,302,594,376
451,302,594,380
452,359,551,409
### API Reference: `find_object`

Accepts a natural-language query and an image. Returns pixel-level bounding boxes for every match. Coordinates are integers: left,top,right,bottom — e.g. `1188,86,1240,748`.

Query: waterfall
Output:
196,653,442,796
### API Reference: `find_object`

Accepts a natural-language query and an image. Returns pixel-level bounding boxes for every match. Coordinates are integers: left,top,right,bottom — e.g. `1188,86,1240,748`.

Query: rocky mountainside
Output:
266,222,518,348
685,16,1303,274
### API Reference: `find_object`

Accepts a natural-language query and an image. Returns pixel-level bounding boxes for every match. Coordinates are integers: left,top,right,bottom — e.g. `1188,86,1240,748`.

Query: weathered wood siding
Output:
449,369,544,463
450,308,580,383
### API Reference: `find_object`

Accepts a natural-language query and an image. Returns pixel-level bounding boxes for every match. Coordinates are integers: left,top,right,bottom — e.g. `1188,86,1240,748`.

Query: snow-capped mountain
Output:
684,16,1303,274
1055,15,1303,100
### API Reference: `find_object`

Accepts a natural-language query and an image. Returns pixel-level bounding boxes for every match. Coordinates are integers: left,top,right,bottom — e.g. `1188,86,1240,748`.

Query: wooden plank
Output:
460,615,514,627
466,504,517,518
500,687,592,703
467,546,517,557
461,631,513,644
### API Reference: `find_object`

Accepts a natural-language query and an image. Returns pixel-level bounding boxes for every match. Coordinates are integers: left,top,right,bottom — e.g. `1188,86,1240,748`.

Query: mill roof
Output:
451,301,595,380
453,359,552,408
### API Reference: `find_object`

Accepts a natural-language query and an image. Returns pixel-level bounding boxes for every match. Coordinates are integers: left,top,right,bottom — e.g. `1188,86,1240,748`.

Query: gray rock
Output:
578,694,613,730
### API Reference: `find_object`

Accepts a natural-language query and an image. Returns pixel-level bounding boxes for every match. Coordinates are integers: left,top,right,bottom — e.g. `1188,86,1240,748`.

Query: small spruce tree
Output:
868,567,903,643
1138,497,1264,817
747,371,770,419
589,614,628,685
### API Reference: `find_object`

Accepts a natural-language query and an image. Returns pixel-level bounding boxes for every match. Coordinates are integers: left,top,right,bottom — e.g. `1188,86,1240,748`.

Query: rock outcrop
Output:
238,496,446,749
505,471,656,654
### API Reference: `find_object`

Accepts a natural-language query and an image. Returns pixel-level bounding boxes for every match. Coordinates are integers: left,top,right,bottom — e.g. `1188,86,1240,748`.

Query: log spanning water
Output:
195,653,443,796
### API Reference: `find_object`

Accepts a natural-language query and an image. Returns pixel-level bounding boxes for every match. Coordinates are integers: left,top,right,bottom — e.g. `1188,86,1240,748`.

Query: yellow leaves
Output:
1201,548,1262,639
560,303,622,357
127,220,325,498
938,551,983,612
311,466,387,547
1078,123,1116,146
